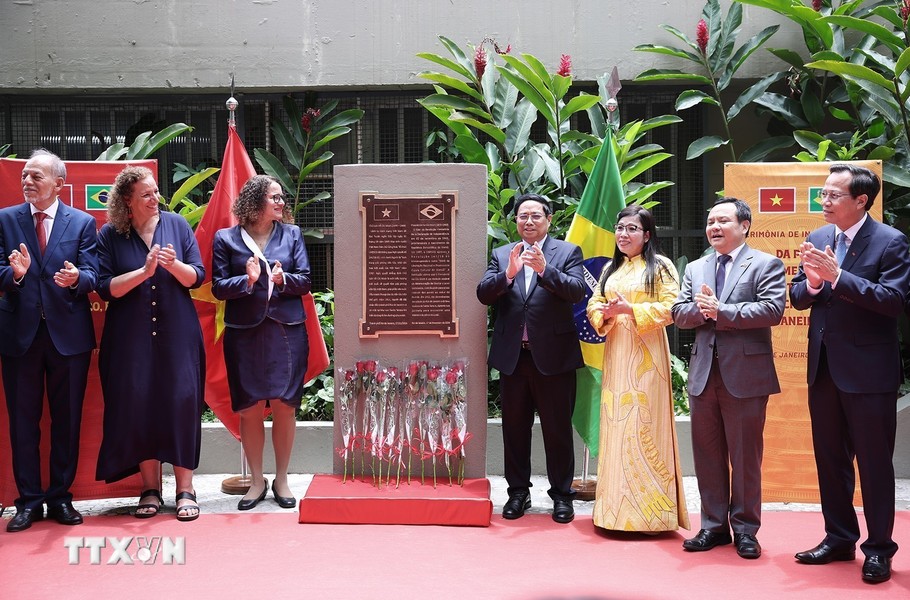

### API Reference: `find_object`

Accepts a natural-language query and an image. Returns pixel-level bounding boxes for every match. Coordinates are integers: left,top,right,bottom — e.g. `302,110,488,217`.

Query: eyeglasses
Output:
517,213,547,223
614,224,641,234
267,194,286,204
819,189,850,201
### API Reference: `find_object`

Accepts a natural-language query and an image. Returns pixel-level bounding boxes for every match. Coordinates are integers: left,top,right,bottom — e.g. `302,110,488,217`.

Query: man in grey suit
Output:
672,197,786,559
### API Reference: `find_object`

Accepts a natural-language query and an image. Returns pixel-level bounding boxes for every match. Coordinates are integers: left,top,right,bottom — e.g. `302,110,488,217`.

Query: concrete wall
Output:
0,0,801,92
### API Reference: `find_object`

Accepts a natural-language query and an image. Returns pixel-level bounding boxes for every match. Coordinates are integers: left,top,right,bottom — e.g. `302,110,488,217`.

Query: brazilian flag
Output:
565,130,625,456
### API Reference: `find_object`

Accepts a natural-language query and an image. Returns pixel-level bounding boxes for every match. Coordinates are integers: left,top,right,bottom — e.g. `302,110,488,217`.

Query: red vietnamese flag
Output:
758,187,796,213
193,125,330,439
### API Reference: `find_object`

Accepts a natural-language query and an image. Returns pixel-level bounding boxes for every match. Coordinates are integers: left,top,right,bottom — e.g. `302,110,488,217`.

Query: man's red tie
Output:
35,212,47,255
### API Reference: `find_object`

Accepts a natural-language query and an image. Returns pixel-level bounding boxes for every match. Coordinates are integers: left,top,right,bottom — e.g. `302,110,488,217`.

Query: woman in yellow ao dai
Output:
586,205,689,533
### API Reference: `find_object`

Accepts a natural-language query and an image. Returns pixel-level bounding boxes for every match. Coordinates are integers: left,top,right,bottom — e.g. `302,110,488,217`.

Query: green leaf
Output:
727,72,784,120
167,167,219,211
767,47,806,69
417,71,484,101
718,25,779,90
504,98,537,158
624,181,674,205
805,60,896,93
739,136,795,162
498,66,556,128
686,136,728,160
282,96,305,147
298,151,333,181
633,44,702,62
675,90,720,111
437,36,477,80
753,92,810,128
868,145,895,161
659,24,700,56
312,127,352,153
453,134,490,166
96,143,126,161
313,108,365,134
559,94,600,122
448,113,506,145
793,130,826,153
634,69,713,85
551,74,572,103
253,148,295,193
272,119,303,169
800,88,826,129
418,94,492,120
896,47,910,80
491,74,519,129
499,55,556,107
823,16,904,54
828,106,854,122
620,153,672,185
416,51,475,82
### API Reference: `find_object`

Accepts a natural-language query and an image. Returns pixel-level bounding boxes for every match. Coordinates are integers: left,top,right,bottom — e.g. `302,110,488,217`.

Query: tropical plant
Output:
95,123,194,161
299,289,336,420
0,143,13,158
418,36,678,248
633,0,781,161
253,96,364,226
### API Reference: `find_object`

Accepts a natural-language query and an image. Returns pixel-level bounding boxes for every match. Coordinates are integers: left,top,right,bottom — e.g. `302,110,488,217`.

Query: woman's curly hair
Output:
233,175,292,226
108,165,155,236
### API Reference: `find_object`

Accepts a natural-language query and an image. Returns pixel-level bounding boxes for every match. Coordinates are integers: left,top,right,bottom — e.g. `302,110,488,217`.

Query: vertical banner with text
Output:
0,157,157,505
725,160,881,503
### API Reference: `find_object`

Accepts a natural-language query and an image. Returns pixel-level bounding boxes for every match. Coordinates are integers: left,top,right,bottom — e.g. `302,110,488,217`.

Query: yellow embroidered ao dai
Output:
586,254,690,532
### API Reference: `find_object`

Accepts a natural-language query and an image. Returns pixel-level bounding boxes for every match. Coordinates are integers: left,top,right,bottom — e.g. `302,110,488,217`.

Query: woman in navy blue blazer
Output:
212,175,312,511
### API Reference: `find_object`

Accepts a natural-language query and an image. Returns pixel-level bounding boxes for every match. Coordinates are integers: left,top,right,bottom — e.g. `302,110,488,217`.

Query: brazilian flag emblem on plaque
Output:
808,187,824,213
86,185,110,211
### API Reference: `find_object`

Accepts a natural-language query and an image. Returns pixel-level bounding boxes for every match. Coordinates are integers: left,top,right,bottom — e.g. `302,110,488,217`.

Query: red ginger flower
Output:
474,45,487,79
557,54,572,77
301,108,320,134
696,19,709,54
812,0,822,10
902,0,910,26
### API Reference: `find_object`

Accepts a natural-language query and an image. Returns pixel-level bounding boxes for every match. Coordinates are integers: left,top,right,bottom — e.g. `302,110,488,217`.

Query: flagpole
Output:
217,85,253,495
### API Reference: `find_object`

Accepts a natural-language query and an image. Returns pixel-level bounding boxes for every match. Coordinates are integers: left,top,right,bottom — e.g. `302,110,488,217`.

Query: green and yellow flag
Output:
565,130,625,456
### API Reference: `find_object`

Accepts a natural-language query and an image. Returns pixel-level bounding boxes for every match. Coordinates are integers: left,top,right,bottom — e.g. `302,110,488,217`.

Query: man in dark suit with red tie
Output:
476,193,586,523
0,149,98,532
790,163,910,583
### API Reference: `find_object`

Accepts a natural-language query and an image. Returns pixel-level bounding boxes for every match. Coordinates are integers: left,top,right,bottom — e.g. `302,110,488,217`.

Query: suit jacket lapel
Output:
513,242,528,300
840,218,874,271
44,203,71,261
15,205,42,263
720,246,753,303
703,253,718,294
526,238,555,299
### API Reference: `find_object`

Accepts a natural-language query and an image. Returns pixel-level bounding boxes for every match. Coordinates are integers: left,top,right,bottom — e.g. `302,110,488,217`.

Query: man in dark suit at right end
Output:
790,163,910,584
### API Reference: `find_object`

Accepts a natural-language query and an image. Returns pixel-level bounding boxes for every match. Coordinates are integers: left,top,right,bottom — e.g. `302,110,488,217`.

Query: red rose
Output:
427,368,440,381
444,369,458,385
356,361,365,374
365,360,377,372
376,370,387,384
408,362,419,376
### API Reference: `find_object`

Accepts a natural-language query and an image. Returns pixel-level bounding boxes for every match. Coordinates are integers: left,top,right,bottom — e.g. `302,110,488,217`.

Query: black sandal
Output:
135,489,163,519
175,491,200,522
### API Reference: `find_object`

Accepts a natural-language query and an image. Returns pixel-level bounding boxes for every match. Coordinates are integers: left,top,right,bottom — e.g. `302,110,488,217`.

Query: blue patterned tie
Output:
715,254,731,296
835,232,847,265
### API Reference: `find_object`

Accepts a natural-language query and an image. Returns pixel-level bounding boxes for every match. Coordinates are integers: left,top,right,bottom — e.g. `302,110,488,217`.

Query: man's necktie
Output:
715,254,731,296
35,212,47,256
835,232,847,265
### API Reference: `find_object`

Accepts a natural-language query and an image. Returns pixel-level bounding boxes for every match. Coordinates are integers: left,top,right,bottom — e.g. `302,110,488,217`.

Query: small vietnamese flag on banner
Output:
758,187,796,213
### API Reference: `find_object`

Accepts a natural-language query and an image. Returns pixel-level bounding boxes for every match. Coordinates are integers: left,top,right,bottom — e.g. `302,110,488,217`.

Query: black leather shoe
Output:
47,502,83,526
552,499,575,524
734,533,762,559
794,542,856,564
6,507,43,532
237,478,269,511
271,481,296,509
861,555,891,583
682,529,733,552
502,492,530,520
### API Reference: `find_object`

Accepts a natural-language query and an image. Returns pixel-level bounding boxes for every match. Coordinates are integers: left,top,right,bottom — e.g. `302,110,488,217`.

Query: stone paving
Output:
4,474,908,519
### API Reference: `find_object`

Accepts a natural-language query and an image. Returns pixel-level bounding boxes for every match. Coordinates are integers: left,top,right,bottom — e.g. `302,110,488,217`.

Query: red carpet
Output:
299,474,492,526
2,512,908,599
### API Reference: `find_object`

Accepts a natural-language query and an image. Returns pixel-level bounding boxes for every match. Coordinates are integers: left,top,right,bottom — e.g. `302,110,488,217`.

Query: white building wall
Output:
0,0,800,92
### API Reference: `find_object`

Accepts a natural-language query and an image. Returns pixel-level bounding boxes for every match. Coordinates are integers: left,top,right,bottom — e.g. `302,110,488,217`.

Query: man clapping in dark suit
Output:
790,163,910,583
477,194,585,523
0,149,98,532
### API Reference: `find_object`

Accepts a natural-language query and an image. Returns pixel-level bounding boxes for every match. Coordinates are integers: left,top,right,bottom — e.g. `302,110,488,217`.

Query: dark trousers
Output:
690,358,768,535
500,348,576,501
2,321,91,511
808,347,898,558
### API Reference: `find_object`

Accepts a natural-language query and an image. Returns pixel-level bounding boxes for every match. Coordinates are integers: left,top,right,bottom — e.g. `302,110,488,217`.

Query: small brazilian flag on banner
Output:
86,185,111,211
808,187,824,213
